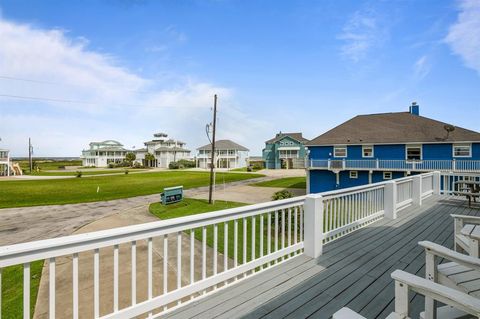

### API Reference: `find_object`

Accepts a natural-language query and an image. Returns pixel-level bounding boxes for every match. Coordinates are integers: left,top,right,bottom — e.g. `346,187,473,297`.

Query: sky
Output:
0,0,479,157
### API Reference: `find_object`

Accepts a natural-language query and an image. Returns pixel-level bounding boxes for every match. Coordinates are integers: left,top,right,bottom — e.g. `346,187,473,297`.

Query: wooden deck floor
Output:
166,196,480,319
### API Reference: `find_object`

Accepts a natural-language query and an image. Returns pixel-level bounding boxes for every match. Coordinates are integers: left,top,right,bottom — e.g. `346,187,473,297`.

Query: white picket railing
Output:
0,172,442,319
308,159,480,173
439,172,480,195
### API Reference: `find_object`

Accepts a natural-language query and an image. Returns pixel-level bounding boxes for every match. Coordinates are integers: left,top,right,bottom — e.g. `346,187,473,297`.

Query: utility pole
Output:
208,94,218,204
28,137,33,173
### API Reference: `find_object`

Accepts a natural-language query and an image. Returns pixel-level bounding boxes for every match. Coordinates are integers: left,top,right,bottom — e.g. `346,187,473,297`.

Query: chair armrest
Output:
418,241,480,271
332,308,367,319
451,214,480,224
391,270,480,316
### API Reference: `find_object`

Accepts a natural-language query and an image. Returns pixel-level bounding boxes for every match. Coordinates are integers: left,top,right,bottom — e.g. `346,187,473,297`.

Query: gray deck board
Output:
165,196,480,319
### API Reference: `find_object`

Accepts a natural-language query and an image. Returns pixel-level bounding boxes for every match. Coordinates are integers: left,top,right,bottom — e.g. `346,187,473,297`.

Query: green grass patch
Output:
0,171,263,208
150,198,299,264
1,260,43,318
17,160,82,173
252,177,306,189
30,169,149,176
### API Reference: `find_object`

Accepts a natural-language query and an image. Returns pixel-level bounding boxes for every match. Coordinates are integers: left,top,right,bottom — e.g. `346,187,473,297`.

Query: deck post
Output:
412,175,422,206
384,181,397,219
432,171,441,195
304,193,324,258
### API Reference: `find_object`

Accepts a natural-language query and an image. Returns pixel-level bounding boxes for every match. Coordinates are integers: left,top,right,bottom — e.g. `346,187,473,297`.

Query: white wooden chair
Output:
333,270,480,319
451,214,480,257
420,240,480,318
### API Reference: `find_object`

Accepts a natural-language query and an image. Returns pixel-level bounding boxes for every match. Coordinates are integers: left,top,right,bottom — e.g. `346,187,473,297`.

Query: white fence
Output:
308,159,480,172
439,172,480,195
0,172,440,319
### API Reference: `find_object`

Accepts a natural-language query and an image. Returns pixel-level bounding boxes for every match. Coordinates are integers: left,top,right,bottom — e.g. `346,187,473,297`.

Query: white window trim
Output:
405,144,422,161
452,143,472,158
383,172,392,180
349,171,358,179
362,145,374,158
334,146,347,158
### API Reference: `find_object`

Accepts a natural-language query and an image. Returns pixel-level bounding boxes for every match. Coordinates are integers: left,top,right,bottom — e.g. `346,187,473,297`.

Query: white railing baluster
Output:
260,214,264,258
73,253,78,319
274,211,279,253
163,234,168,308
281,209,285,252
24,263,30,319
243,217,247,265
234,220,238,268
190,230,194,285
213,224,218,278
94,249,99,318
202,226,206,281
147,238,152,316
49,257,55,319
267,212,272,258
224,222,228,272
131,241,136,306
288,208,292,248
300,206,304,242
177,231,182,301
251,216,256,262
113,245,119,312
294,207,298,246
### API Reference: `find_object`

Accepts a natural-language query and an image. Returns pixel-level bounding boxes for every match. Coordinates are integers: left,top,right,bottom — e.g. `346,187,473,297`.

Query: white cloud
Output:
445,0,480,74
0,17,268,156
413,55,431,80
338,8,386,62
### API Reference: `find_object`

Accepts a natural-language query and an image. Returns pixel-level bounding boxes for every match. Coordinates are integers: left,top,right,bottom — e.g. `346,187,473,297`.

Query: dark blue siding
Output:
347,145,363,159
338,170,369,188
374,144,405,159
423,144,452,160
309,170,337,193
308,146,332,159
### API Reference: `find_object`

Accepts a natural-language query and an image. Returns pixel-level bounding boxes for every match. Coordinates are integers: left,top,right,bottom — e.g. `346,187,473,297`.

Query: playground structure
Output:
0,148,22,176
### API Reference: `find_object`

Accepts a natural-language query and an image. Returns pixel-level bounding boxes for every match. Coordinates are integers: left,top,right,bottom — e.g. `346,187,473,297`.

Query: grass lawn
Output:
150,198,299,265
0,171,264,208
30,169,149,176
252,176,306,189
17,160,83,173
229,167,263,172
1,260,43,318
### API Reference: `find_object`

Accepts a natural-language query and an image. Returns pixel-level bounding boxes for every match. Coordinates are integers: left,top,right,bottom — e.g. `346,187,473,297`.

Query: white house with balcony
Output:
81,140,130,167
0,148,11,176
134,133,191,168
197,139,249,169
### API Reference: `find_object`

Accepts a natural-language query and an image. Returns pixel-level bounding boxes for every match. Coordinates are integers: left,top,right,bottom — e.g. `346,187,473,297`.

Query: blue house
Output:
263,132,309,169
306,102,480,193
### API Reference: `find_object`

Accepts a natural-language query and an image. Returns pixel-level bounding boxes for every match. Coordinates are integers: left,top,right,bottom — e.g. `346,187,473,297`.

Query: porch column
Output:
412,175,422,206
384,181,397,219
304,193,324,258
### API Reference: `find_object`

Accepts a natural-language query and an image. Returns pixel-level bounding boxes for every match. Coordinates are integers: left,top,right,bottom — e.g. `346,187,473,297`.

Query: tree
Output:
145,152,155,167
125,152,136,166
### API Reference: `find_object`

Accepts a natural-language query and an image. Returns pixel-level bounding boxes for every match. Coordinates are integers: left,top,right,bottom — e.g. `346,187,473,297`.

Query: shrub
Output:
169,162,180,169
133,162,143,169
177,159,196,168
272,190,293,201
108,163,115,168
124,169,129,175
125,152,136,164
252,162,264,170
75,171,82,178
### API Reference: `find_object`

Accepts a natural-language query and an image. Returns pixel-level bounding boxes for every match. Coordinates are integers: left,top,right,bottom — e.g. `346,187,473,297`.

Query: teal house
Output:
262,132,309,169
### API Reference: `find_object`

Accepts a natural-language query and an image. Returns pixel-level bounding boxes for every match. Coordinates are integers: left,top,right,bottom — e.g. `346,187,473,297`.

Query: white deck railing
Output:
308,159,480,172
0,172,441,318
439,172,480,195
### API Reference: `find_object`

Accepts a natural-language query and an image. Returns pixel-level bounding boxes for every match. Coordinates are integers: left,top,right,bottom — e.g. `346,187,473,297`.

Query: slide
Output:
9,163,23,176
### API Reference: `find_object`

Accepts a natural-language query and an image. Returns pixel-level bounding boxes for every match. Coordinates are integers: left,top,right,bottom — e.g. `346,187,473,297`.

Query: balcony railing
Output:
0,172,450,318
307,159,480,172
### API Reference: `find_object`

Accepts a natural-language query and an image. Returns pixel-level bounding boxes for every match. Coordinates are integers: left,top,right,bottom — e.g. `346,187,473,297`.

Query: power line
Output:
0,93,209,109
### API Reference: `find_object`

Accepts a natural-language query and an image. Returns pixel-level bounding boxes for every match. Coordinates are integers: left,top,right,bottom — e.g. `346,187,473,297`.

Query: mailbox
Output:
160,186,183,205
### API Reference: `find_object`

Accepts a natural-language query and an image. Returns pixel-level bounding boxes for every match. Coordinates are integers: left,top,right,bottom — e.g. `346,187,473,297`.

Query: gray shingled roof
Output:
307,112,480,146
155,147,191,152
197,140,249,151
266,132,309,144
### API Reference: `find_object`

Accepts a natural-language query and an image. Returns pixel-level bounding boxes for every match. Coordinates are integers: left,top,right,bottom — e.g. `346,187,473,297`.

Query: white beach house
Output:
134,133,191,168
196,139,249,169
0,148,11,176
80,140,130,167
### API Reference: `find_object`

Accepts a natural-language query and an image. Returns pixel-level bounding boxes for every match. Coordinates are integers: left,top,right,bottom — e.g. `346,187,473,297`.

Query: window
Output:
383,172,392,180
334,146,347,157
362,145,374,158
406,145,422,161
453,144,471,157
349,171,358,179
